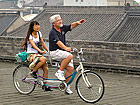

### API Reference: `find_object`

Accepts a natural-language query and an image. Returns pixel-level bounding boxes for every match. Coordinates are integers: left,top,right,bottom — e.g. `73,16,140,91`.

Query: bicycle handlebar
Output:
71,48,83,54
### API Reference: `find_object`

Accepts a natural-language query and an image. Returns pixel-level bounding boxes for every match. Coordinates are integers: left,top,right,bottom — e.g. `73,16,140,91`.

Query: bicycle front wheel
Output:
76,71,104,103
13,64,36,94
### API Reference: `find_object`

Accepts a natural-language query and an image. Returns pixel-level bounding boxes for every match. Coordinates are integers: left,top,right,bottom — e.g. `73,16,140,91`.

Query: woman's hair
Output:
21,21,39,50
50,14,61,24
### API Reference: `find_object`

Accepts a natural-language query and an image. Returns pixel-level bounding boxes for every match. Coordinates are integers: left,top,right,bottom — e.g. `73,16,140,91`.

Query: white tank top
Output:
27,31,42,53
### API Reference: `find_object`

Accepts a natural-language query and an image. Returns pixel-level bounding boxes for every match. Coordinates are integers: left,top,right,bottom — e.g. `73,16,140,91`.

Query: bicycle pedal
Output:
42,85,53,91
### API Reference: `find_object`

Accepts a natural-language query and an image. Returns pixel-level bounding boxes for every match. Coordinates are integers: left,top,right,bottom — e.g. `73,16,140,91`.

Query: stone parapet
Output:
1,36,140,70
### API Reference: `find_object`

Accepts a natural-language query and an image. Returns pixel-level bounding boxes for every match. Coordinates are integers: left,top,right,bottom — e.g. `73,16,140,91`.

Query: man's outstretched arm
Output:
71,19,86,30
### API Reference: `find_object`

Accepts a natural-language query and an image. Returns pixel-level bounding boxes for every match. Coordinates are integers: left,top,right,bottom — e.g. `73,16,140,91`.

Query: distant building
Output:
64,0,139,6
17,0,63,8
0,0,17,2
107,0,138,6
64,0,107,6
0,0,18,9
17,0,33,8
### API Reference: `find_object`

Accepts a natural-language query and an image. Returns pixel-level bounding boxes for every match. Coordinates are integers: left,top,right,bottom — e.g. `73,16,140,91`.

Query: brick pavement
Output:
0,61,140,105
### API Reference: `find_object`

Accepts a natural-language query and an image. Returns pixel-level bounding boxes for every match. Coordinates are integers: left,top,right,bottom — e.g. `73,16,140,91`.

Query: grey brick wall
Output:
1,36,140,70
67,40,140,70
0,36,24,60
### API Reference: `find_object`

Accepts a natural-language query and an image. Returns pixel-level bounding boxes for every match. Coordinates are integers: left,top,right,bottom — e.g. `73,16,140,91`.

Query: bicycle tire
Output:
13,64,36,95
75,70,104,103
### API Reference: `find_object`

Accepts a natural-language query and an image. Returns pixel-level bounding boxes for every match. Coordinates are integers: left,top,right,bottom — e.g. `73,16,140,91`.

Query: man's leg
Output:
55,54,73,80
65,66,74,94
42,63,48,79
50,50,73,80
65,66,74,83
60,54,73,71
51,50,74,94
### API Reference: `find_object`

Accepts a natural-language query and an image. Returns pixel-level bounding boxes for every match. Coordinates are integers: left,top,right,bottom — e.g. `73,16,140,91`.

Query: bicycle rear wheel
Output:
76,70,104,103
13,64,36,94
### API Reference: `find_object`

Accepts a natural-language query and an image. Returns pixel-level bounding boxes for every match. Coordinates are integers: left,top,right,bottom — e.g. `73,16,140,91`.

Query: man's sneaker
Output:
30,71,38,79
55,70,65,81
65,85,73,95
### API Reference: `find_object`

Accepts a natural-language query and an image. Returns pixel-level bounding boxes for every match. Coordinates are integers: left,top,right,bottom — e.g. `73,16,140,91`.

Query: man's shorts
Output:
50,49,74,67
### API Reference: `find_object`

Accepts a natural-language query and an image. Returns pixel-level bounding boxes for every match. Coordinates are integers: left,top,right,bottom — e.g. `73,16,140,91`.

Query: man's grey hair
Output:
50,14,61,24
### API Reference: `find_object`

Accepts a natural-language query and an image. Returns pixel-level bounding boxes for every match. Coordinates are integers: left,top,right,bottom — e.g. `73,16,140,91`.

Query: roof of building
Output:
108,15,140,43
7,6,126,42
0,12,19,36
0,1,18,9
23,14,38,21
24,0,63,7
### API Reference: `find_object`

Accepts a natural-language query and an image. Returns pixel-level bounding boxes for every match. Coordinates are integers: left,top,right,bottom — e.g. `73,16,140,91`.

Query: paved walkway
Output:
0,61,140,105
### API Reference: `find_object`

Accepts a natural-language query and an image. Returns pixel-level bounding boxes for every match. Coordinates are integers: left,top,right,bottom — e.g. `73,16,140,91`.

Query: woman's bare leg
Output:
32,56,46,72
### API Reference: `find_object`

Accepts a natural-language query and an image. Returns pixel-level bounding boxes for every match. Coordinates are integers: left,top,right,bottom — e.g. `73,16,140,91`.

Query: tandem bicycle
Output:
13,48,105,104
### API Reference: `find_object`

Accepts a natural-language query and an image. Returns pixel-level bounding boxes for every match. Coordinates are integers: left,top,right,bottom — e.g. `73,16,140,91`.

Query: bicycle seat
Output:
49,59,60,67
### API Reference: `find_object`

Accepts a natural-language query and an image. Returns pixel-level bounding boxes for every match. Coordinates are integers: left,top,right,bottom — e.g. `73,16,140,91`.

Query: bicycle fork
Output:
79,62,92,88
82,73,92,88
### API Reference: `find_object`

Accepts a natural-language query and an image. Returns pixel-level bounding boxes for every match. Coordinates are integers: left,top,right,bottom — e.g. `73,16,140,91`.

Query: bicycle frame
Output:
22,48,91,89
36,64,80,88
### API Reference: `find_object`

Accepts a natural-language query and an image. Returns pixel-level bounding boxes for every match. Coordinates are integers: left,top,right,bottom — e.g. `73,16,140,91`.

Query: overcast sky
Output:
135,0,140,3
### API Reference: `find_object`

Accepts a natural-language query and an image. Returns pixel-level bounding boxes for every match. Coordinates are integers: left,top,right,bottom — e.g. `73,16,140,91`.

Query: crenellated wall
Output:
1,36,140,71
